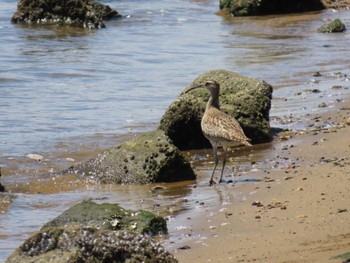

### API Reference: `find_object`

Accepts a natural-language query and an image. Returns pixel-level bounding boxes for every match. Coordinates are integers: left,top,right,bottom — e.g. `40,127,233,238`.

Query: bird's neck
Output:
206,94,220,110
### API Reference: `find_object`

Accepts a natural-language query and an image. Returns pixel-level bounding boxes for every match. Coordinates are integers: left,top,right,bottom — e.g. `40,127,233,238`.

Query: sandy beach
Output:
171,98,350,262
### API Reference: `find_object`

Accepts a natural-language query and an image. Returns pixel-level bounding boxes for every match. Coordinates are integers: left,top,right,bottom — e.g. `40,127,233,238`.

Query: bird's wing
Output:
201,108,251,146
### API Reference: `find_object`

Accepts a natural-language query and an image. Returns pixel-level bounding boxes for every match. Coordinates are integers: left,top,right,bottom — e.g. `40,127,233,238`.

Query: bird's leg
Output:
209,143,218,186
219,145,227,183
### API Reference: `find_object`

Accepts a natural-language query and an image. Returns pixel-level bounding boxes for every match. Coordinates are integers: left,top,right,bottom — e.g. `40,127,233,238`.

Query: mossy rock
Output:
159,70,273,150
6,225,177,263
318,18,346,33
68,130,195,184
43,200,167,235
220,0,325,16
11,0,121,29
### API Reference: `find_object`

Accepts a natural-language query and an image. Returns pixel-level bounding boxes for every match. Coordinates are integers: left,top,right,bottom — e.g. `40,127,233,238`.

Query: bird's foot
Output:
209,179,216,186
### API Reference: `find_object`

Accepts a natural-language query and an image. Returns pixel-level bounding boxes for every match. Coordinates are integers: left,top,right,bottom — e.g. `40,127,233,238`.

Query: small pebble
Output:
152,185,166,191
337,209,348,213
26,153,44,161
252,201,263,207
178,245,191,250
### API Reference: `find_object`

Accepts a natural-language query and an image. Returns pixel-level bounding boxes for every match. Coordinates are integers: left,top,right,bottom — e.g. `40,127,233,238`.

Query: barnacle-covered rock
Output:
6,226,177,263
68,130,195,184
219,0,324,16
11,0,121,29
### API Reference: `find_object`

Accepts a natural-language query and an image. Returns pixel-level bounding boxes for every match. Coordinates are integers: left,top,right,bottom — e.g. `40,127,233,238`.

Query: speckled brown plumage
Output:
186,80,252,185
201,106,251,147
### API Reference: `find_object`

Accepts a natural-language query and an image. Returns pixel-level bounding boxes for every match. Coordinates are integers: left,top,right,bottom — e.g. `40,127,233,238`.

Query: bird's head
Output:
185,80,220,96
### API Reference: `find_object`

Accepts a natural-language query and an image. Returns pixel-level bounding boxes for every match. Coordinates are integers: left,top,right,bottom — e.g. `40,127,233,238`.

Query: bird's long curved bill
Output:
184,85,205,93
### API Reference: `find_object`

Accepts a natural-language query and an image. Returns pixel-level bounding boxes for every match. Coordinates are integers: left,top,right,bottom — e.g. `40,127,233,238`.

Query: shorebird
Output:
185,80,252,185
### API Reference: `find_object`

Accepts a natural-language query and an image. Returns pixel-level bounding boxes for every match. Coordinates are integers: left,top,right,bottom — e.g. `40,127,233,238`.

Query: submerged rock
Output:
43,200,168,236
318,18,346,33
159,70,273,150
220,0,325,16
11,0,121,29
6,226,177,263
69,130,195,184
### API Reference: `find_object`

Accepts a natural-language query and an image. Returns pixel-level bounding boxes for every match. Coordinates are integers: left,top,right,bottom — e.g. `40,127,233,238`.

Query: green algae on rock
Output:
159,70,273,150
43,200,168,236
11,0,121,29
6,226,177,263
220,0,325,16
318,18,346,33
69,130,195,184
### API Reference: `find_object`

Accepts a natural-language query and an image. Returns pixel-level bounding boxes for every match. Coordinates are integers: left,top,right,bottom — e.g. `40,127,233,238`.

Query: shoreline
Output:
170,99,350,262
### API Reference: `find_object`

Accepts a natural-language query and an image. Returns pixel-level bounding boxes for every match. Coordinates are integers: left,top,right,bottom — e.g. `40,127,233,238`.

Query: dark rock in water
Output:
11,0,121,29
6,226,177,263
43,200,168,236
159,70,273,150
69,130,195,184
220,0,325,16
318,18,346,33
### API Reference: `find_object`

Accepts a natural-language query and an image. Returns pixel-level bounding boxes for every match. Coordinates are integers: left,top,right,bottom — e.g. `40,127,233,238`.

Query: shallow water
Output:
1,0,350,260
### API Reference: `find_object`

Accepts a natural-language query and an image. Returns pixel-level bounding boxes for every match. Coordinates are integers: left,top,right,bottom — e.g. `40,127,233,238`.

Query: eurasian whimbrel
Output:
185,80,252,185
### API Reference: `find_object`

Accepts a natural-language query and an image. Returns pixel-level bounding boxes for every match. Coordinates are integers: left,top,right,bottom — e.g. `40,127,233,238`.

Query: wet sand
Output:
172,99,350,262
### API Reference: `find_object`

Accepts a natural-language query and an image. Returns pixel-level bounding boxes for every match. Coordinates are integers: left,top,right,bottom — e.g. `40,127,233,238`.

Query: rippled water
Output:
1,0,350,260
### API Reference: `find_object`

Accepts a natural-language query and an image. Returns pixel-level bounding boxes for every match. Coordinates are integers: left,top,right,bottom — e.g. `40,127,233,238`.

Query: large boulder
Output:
68,130,195,184
43,200,168,236
11,0,121,29
6,200,176,262
159,70,273,150
220,0,325,16
6,226,177,263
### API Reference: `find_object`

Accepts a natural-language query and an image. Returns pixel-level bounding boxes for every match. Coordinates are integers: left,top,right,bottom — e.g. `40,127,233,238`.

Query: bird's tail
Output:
243,138,252,147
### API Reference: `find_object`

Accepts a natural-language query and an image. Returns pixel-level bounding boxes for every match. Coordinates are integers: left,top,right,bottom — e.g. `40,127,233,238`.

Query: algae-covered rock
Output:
318,18,346,33
159,70,273,150
220,0,325,16
69,130,195,184
6,226,177,263
6,200,175,262
43,200,168,235
11,0,121,29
